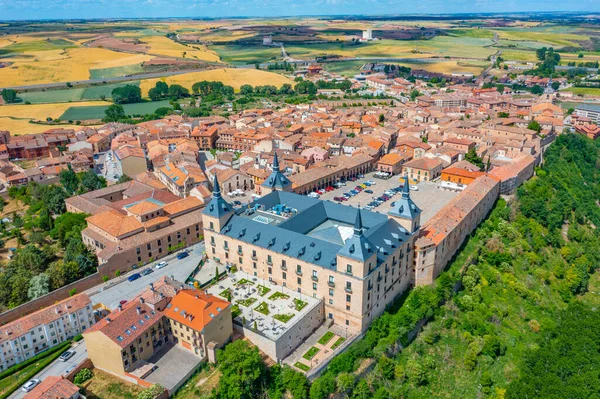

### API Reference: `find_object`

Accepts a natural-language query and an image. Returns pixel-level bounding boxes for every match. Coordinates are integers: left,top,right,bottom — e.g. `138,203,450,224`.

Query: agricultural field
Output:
59,99,172,121
212,44,283,65
16,82,141,104
140,68,293,95
142,35,220,62
562,87,600,96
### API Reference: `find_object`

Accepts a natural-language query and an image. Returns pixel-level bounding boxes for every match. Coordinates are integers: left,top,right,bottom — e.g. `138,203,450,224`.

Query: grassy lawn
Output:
562,87,600,96
331,337,346,350
89,64,145,79
293,298,307,311
255,301,270,316
294,362,311,372
318,331,335,345
80,369,145,399
273,313,294,323
231,304,241,318
302,346,320,361
172,365,220,399
59,99,170,120
323,60,365,77
257,285,271,296
236,297,257,307
0,362,39,397
18,88,87,104
268,291,289,300
211,44,282,65
235,278,254,286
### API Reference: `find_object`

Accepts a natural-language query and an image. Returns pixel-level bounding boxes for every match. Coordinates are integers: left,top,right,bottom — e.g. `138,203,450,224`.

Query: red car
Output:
355,186,363,191
119,300,128,305
325,186,335,192
339,196,347,201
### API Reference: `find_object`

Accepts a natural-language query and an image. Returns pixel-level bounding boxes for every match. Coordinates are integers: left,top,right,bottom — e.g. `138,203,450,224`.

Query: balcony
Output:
295,270,303,276
237,250,243,256
345,287,352,293
327,281,335,288
311,275,318,282
251,255,258,261
385,267,390,274
224,246,229,251
281,264,287,271
377,276,382,282
267,260,273,266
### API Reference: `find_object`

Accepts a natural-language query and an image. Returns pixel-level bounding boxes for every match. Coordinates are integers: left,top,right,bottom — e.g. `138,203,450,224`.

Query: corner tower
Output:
202,174,234,232
261,152,293,195
388,175,421,233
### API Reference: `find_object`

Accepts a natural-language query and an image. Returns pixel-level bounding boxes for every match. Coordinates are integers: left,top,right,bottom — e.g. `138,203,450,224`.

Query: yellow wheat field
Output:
0,101,107,134
0,47,151,86
142,36,220,62
140,68,293,95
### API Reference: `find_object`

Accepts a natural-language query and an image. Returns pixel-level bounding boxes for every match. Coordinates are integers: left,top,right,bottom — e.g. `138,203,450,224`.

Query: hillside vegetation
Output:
304,134,600,399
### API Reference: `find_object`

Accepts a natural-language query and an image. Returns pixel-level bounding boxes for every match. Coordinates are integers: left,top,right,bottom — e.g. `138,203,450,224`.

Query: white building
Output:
0,294,94,371
362,29,373,41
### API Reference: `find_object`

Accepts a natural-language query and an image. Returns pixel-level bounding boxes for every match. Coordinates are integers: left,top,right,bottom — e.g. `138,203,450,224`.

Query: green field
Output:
323,60,365,77
562,87,600,96
89,64,145,79
17,81,141,104
212,44,282,64
59,99,170,120
0,39,76,55
18,88,87,104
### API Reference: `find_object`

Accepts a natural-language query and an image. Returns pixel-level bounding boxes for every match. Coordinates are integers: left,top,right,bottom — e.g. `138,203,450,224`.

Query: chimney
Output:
118,304,123,312
140,297,145,304
149,283,154,292
136,306,141,315
106,317,112,323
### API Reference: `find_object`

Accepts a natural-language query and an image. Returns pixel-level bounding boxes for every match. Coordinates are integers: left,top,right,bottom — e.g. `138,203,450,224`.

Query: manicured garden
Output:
293,298,308,311
235,278,254,286
255,301,270,316
331,336,346,350
318,331,335,345
268,291,289,300
294,362,311,372
303,346,320,361
257,285,271,296
273,313,294,323
236,297,257,307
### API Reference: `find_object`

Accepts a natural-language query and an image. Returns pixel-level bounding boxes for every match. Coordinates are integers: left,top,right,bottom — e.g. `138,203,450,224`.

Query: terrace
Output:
206,271,323,361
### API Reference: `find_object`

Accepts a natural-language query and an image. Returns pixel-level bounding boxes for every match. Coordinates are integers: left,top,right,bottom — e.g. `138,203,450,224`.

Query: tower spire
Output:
272,152,280,172
212,173,221,198
402,173,410,199
354,208,363,237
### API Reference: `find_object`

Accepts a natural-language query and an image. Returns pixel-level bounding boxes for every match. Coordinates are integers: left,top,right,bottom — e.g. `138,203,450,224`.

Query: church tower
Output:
388,175,421,233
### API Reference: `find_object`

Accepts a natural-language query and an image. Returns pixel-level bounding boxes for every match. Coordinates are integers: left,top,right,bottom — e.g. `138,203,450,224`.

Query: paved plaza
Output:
144,343,202,392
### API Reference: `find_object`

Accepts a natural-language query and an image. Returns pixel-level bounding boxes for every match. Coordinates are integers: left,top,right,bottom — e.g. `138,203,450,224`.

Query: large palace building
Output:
202,153,421,333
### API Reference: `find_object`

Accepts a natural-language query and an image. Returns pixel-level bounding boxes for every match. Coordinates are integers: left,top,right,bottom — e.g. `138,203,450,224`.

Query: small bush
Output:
74,368,93,385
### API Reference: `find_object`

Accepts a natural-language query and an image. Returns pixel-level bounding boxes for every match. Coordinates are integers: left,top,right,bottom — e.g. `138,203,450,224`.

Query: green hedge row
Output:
0,340,73,399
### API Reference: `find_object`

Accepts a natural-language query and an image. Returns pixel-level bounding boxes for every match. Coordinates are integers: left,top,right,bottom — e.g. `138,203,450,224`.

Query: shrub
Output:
74,368,93,385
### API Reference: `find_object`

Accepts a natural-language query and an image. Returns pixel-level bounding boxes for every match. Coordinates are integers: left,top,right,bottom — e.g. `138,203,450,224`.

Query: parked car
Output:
127,273,141,282
363,182,371,186
365,189,373,194
22,379,41,393
410,185,419,191
232,200,242,206
364,205,372,211
141,268,153,276
155,261,168,269
119,299,128,305
350,177,357,182
367,180,376,185
325,186,335,192
333,196,342,202
59,350,75,362
343,193,351,198
340,196,348,201
360,184,368,189
177,252,189,260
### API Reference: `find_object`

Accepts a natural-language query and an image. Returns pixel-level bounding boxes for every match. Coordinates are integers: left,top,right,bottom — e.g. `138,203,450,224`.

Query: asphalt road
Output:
89,242,205,310
7,341,87,399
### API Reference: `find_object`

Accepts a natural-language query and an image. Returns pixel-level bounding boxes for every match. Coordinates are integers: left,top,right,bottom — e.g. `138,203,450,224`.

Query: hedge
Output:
0,340,73,399
0,340,72,380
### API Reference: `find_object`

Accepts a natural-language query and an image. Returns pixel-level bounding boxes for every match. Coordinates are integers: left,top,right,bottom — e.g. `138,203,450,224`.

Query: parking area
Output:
143,343,202,392
318,172,459,224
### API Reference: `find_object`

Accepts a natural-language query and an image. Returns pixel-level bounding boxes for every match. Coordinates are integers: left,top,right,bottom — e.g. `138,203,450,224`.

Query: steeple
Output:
212,173,222,198
272,152,281,172
388,173,421,233
353,208,363,237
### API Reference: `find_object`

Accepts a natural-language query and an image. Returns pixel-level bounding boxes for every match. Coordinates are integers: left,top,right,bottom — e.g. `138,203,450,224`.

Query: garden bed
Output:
273,313,294,323
294,362,311,372
293,298,308,311
302,346,320,360
257,285,271,296
235,278,254,286
269,291,290,300
255,301,270,316
236,297,257,307
318,331,335,345
331,337,346,350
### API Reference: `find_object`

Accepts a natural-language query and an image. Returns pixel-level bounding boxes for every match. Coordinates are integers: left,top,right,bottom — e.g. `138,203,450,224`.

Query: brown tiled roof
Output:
163,290,229,332
0,294,91,343
403,157,443,171
86,209,143,237
24,376,79,399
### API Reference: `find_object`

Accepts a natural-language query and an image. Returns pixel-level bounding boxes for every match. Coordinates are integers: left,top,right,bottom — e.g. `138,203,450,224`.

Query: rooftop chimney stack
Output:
118,304,123,312
136,306,141,315
140,297,145,304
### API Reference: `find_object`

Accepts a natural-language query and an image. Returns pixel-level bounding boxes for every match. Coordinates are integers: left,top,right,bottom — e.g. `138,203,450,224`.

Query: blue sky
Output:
0,0,599,20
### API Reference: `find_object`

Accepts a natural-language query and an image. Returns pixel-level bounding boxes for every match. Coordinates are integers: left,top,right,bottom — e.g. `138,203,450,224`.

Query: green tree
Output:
527,119,542,133
103,104,126,122
1,89,17,104
59,167,79,195
111,85,142,104
240,84,254,95
27,273,50,299
216,340,265,399
80,170,106,192
465,148,484,169
168,84,190,99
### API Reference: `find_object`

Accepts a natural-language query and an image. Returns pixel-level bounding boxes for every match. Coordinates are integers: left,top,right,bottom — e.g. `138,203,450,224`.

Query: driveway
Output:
89,242,205,310
7,341,88,399
144,343,202,392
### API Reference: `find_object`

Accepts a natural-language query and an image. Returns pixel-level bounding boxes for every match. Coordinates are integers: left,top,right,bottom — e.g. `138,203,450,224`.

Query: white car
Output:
22,379,41,393
59,350,75,362
410,185,419,191
155,261,168,269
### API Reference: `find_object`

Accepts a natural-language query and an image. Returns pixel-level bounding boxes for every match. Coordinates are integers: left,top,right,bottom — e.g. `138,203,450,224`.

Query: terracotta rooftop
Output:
23,376,79,399
162,290,229,332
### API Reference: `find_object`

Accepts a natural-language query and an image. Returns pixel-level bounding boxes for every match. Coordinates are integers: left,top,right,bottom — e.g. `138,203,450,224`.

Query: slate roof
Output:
203,174,234,218
388,178,421,222
218,190,411,268
261,152,292,190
